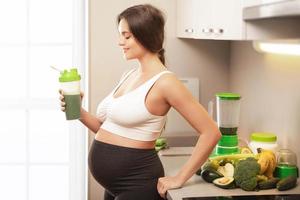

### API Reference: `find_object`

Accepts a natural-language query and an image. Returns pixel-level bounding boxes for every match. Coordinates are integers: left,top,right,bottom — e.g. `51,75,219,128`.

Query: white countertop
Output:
159,147,300,200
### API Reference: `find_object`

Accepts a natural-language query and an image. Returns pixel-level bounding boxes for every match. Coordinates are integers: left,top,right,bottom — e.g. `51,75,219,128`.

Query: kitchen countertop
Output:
159,147,300,200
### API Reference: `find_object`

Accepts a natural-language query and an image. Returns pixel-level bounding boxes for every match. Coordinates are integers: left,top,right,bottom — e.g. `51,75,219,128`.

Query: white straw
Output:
50,65,63,73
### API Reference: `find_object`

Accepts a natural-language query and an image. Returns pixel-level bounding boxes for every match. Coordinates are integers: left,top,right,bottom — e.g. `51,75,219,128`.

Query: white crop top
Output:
96,68,172,141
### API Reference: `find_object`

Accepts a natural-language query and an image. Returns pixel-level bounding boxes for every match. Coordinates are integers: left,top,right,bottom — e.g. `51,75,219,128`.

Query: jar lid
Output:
59,68,81,82
251,132,277,143
216,92,241,100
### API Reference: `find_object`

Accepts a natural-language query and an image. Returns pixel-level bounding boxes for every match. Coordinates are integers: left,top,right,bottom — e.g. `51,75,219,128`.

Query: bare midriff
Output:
95,128,156,149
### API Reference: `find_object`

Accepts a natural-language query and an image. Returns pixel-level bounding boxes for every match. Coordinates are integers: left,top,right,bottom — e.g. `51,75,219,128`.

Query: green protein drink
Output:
59,68,81,120
64,94,81,120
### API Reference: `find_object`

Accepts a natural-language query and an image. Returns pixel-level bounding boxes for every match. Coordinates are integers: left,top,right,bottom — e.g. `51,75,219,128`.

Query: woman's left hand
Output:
157,176,183,199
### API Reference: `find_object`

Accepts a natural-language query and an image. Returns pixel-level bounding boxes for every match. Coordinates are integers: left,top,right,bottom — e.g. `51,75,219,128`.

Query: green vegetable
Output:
240,177,257,191
201,169,224,183
277,176,297,191
217,163,234,178
155,138,166,146
155,145,166,151
258,177,280,190
256,175,268,182
196,168,202,176
233,157,260,191
213,177,236,189
155,138,167,152
201,160,219,171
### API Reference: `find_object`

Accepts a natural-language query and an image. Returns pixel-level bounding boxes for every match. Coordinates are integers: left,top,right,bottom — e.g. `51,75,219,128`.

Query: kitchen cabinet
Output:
176,0,245,40
176,0,197,38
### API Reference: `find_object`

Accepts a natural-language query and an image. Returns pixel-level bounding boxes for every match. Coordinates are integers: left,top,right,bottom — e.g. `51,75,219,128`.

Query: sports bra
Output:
96,68,172,141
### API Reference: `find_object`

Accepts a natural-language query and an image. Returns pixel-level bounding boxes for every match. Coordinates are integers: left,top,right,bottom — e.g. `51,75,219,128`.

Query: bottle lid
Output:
251,132,277,143
216,92,241,100
59,68,81,82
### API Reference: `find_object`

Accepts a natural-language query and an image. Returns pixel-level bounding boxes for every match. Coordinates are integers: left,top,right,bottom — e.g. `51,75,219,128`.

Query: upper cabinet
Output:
176,0,197,38
176,0,245,40
177,0,300,41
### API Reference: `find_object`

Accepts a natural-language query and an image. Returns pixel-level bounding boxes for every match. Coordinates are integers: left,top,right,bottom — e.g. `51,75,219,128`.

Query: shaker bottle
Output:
59,68,81,120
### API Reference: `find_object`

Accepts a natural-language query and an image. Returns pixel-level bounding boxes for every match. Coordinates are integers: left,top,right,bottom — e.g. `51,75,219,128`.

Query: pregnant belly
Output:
95,128,156,149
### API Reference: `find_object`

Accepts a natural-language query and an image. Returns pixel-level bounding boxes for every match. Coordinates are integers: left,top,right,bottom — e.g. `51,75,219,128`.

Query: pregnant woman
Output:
59,4,221,200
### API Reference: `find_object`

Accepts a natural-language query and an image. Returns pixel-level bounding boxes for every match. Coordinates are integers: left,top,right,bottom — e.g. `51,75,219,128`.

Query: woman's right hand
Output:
59,89,84,112
59,89,66,112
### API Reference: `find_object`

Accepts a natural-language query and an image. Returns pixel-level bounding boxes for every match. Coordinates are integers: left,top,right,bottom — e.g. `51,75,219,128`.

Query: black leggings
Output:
88,139,165,200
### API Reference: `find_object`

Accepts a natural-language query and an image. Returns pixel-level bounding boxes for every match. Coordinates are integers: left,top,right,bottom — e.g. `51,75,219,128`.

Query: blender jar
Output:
215,93,241,155
216,93,241,135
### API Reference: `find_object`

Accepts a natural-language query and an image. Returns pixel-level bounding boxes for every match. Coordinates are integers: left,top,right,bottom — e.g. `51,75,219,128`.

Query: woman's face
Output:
118,19,148,60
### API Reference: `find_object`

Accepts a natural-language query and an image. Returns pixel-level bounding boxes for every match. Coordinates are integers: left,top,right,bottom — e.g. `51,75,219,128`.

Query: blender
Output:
214,92,241,155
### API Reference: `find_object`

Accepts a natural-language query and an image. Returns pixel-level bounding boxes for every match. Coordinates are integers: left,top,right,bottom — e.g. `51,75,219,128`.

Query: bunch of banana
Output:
257,148,276,178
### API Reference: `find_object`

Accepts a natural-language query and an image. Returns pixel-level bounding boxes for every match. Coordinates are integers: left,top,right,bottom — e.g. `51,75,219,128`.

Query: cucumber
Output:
277,176,297,191
258,178,280,190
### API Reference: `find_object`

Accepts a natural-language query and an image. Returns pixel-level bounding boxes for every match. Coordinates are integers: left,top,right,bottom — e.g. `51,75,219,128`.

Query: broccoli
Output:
233,157,260,191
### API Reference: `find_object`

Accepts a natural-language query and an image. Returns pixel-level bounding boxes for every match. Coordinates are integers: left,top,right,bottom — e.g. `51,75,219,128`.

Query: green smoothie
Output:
64,94,81,120
219,127,238,135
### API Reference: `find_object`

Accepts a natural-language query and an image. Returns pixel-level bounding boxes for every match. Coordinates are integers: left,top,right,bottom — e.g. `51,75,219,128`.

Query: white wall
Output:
89,0,229,199
230,41,300,167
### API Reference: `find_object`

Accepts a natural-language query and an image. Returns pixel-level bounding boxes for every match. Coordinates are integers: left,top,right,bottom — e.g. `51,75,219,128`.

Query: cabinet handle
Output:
184,28,194,33
202,28,213,34
213,28,224,35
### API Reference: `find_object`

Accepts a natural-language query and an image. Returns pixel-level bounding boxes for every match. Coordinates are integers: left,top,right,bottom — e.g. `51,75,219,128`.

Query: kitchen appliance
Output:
243,0,300,20
213,93,241,155
275,149,299,179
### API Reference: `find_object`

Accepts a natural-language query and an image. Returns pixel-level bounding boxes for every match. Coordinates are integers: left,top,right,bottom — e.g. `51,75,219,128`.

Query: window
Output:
0,0,87,200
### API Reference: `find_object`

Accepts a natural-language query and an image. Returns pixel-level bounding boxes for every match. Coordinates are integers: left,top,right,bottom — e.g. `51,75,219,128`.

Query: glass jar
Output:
275,149,299,178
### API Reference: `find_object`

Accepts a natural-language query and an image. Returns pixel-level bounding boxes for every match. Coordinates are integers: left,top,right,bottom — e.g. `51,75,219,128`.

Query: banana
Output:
257,155,269,174
257,149,276,178
263,151,276,178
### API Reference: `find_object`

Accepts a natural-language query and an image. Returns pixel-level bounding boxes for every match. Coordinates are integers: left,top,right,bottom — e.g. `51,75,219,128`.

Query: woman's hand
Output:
157,176,183,199
59,89,66,112
59,89,84,112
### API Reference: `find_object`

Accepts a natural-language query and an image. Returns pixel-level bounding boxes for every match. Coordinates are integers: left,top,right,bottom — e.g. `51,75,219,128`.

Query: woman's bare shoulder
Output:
156,72,194,103
156,72,183,90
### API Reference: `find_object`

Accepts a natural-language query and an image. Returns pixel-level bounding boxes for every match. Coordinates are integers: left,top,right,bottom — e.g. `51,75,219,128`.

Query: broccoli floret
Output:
233,157,260,191
239,177,257,191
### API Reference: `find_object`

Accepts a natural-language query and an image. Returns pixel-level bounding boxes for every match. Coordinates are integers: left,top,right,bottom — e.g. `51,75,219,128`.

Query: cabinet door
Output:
176,0,196,38
212,0,245,40
193,0,214,39
176,0,245,40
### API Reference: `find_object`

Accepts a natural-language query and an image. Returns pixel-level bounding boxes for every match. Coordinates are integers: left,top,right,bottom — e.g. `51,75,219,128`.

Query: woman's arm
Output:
156,74,222,196
79,108,102,134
